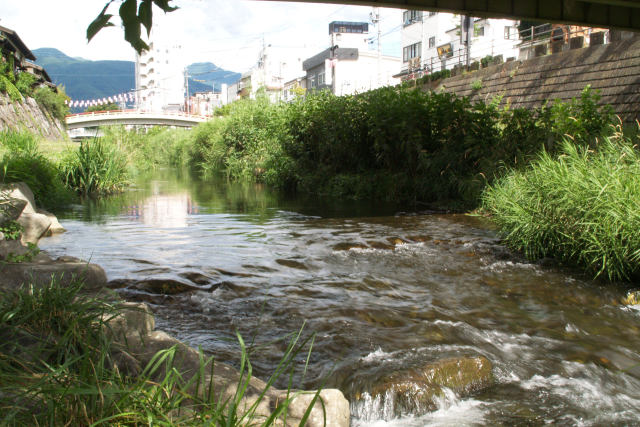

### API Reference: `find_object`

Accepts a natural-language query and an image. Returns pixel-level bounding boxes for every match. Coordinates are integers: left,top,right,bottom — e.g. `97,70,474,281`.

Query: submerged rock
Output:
368,356,493,416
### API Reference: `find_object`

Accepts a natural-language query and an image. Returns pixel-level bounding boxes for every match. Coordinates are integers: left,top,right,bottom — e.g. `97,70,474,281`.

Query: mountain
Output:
187,62,241,92
33,48,241,102
33,48,135,102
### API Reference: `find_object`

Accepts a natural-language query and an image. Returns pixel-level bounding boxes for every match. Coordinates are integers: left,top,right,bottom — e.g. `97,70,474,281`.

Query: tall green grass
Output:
60,138,129,197
0,279,323,426
482,127,640,281
0,130,73,209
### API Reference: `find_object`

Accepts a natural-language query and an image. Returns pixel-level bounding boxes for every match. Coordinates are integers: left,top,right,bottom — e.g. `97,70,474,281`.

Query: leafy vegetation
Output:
0,220,23,240
33,85,70,121
0,279,322,426
482,128,640,281
0,131,73,209
86,102,119,112
189,86,613,209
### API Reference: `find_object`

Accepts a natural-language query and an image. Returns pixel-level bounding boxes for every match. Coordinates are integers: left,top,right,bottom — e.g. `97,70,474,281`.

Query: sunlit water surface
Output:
40,171,640,426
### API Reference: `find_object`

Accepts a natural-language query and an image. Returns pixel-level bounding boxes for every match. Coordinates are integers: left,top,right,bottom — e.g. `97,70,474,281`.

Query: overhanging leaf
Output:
138,0,153,36
153,0,179,12
87,1,116,42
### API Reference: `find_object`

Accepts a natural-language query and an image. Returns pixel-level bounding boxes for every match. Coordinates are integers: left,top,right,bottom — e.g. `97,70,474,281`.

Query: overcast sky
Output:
0,0,402,72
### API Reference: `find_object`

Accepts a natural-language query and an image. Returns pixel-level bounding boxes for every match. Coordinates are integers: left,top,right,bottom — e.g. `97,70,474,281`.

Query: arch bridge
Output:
266,0,640,32
65,110,209,130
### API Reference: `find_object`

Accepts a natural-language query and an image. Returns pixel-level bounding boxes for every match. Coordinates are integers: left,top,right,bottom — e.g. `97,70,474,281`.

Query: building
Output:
135,27,185,113
187,90,225,115
303,21,400,96
0,25,54,89
232,44,314,102
398,11,519,78
282,76,307,102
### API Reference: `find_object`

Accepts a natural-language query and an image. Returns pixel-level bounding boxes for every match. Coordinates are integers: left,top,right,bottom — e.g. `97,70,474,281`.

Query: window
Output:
428,11,437,17
402,10,422,26
429,36,435,48
318,72,325,85
474,26,485,37
402,42,422,62
309,75,316,88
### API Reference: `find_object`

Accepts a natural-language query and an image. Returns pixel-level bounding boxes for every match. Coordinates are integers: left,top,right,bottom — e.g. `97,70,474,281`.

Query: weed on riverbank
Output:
0,130,73,208
0,279,322,426
482,127,640,281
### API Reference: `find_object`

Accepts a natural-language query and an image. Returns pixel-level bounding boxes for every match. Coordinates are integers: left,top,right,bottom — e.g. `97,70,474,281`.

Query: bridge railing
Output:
65,109,211,121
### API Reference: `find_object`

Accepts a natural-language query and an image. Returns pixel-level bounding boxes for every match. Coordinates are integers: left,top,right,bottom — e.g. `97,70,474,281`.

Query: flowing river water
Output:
40,171,640,426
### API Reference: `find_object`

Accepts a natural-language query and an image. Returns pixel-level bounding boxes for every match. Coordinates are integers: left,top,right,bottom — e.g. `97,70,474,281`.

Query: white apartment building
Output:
303,21,401,96
135,28,186,113
233,44,315,102
399,10,519,77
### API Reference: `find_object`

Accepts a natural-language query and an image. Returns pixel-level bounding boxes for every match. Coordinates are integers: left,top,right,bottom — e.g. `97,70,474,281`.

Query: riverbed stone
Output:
369,356,493,415
16,212,52,244
37,208,65,235
0,239,30,260
0,197,27,224
0,259,107,290
1,182,36,214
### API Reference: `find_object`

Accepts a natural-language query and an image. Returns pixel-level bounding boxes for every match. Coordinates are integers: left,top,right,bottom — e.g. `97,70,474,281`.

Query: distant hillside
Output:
33,48,241,102
187,62,241,92
34,48,135,102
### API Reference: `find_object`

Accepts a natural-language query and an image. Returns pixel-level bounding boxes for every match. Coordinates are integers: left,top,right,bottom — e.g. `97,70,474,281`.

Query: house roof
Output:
0,25,35,61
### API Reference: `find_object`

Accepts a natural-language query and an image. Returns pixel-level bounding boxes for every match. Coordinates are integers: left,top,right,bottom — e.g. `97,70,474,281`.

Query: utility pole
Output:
370,7,382,88
461,15,472,68
184,68,190,113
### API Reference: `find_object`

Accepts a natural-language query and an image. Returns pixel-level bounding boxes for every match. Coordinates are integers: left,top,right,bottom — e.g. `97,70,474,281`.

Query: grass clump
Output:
60,138,129,197
0,130,73,209
482,127,640,281
0,279,324,426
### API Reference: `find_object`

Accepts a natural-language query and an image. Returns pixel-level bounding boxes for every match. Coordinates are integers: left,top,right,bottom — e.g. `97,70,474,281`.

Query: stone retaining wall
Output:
424,36,640,123
0,93,65,139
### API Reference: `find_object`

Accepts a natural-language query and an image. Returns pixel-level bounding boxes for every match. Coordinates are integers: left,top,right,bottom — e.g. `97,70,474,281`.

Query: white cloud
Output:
0,0,401,72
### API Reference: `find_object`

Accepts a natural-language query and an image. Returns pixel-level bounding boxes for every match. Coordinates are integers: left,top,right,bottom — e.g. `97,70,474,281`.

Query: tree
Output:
89,0,178,53
86,102,119,112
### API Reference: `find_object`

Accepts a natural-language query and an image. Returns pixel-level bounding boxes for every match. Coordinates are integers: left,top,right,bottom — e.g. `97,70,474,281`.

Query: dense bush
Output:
33,86,70,121
0,130,72,208
482,129,640,281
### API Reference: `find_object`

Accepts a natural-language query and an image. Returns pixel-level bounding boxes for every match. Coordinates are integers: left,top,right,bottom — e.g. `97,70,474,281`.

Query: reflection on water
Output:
41,170,640,426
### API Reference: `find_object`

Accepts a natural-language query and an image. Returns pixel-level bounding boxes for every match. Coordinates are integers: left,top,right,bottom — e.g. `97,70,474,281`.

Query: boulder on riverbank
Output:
1,182,66,244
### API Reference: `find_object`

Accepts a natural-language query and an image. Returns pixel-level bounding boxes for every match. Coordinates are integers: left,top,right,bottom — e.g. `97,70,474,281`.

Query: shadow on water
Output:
40,169,640,426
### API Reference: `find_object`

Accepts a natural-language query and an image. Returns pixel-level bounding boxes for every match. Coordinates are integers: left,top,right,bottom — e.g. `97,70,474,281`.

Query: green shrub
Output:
14,72,37,97
0,74,22,102
483,129,640,281
33,86,69,121
0,131,72,209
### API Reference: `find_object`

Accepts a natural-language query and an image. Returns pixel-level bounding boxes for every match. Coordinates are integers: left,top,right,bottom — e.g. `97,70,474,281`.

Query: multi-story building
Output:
303,21,400,96
399,10,520,78
135,29,185,113
234,44,314,102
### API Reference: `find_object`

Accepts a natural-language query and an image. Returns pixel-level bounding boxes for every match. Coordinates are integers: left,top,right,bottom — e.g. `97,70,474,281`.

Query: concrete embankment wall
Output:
0,93,65,140
425,36,640,124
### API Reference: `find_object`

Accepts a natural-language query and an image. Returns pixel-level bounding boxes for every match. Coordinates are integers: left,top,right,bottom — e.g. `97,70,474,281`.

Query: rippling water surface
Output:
40,171,640,425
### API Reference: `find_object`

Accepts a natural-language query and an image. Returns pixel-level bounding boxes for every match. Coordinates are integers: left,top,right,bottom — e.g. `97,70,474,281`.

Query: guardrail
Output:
65,109,211,121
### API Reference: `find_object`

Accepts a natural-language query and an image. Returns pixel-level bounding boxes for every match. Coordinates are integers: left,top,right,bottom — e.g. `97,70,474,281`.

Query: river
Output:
39,170,640,426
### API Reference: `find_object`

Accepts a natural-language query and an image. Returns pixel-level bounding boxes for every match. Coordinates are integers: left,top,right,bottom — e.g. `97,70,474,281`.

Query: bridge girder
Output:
262,0,640,32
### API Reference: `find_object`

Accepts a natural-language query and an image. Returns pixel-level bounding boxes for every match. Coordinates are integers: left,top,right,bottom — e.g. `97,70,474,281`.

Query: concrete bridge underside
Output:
264,0,640,32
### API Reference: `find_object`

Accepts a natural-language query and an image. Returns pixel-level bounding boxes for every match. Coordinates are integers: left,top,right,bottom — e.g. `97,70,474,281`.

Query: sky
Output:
0,0,402,72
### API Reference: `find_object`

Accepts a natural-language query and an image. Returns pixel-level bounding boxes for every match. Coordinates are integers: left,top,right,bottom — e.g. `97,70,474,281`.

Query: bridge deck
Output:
66,110,209,129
